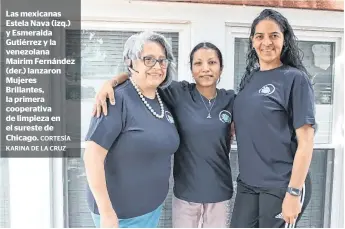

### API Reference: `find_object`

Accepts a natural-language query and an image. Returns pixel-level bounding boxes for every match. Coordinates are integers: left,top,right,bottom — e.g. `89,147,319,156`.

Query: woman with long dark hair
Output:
230,9,315,228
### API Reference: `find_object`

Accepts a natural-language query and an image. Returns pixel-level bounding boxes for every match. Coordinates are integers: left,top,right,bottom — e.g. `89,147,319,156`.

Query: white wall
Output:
81,0,343,90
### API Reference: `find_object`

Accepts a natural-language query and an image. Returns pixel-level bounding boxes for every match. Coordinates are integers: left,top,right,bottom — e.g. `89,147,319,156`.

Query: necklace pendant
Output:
207,114,212,119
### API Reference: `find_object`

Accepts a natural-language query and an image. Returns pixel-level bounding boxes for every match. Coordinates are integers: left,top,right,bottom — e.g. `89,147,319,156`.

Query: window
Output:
0,158,10,228
64,30,179,228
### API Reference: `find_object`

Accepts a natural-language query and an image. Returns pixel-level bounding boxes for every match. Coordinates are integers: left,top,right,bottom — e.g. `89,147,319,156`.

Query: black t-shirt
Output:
160,81,235,203
233,65,316,188
85,80,180,218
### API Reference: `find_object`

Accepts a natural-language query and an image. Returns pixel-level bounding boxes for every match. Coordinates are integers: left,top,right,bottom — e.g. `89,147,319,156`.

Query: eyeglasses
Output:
141,56,170,69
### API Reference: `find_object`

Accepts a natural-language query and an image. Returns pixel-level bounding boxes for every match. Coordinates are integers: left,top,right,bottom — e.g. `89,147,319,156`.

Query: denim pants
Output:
91,205,163,228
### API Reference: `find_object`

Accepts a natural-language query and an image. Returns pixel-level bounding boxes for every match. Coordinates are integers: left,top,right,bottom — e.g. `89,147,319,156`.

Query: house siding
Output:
143,0,344,11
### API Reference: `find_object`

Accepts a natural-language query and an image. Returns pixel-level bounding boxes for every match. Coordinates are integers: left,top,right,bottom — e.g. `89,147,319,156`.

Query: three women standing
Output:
89,8,315,228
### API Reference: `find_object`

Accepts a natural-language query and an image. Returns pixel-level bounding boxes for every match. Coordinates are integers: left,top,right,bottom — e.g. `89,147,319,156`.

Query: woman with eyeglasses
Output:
92,41,235,228
83,31,180,228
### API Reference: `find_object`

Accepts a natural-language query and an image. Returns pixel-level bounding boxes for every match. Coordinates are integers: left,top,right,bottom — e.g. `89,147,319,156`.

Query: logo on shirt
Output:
219,110,232,124
165,111,175,124
259,84,275,96
275,212,283,219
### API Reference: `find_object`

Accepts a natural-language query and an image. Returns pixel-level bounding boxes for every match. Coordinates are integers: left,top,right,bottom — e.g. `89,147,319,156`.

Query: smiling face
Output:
191,48,222,87
252,19,284,68
132,41,168,89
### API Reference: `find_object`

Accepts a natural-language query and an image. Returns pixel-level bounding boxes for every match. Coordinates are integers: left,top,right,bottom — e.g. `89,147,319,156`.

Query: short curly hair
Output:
123,31,177,89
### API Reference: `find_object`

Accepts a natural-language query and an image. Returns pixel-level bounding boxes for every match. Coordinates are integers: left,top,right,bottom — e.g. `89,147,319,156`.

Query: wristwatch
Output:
287,187,302,196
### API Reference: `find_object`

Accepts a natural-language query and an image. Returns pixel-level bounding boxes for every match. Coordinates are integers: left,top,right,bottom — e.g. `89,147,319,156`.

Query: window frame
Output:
0,158,10,228
226,23,344,227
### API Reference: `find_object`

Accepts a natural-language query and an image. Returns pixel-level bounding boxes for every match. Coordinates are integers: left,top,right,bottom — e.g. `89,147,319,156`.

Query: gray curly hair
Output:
123,31,177,89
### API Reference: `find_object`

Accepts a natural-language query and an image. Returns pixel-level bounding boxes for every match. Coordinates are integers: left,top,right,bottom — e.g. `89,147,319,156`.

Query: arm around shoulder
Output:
159,80,191,108
93,72,129,117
